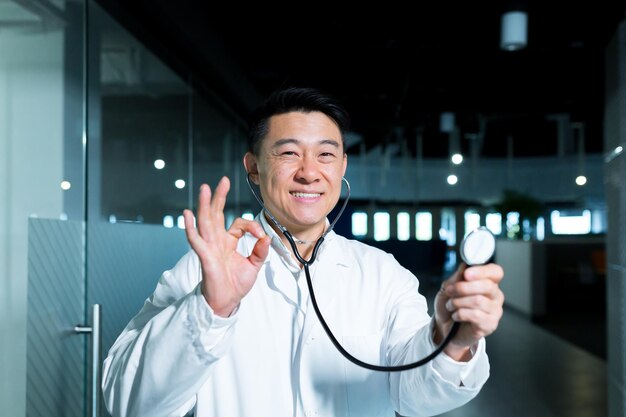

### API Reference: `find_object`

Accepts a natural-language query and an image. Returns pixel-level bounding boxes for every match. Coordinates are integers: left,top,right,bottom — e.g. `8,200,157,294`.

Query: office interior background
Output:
1,1,625,416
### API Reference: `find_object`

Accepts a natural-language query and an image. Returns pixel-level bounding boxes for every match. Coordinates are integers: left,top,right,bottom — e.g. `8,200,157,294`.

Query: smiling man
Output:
243,110,347,255
102,87,505,417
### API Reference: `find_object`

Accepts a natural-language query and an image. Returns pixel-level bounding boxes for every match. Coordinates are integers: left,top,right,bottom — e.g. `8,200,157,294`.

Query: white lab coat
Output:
102,214,489,417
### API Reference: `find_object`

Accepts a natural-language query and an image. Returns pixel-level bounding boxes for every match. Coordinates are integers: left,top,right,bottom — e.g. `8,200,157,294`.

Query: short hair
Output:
247,86,350,155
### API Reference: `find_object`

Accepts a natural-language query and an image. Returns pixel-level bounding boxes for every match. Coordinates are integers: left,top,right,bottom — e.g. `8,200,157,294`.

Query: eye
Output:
281,151,298,156
319,152,336,160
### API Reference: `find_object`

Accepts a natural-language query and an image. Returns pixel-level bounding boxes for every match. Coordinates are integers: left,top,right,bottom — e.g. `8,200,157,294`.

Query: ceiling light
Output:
575,175,587,186
60,180,71,190
500,11,528,51
175,179,186,189
605,145,624,163
154,159,165,169
447,174,458,185
451,153,463,165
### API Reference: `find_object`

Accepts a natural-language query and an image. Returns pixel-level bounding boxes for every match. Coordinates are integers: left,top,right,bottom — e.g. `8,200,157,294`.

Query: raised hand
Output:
434,263,504,361
183,176,271,317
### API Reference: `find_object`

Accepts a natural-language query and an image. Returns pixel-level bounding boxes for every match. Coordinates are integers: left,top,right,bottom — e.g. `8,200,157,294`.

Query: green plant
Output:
493,189,542,239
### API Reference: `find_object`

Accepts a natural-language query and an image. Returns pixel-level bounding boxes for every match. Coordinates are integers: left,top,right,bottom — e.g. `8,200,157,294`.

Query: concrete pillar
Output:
454,206,466,252
366,205,375,240
389,207,398,240
409,209,416,240
605,18,626,417
431,208,442,241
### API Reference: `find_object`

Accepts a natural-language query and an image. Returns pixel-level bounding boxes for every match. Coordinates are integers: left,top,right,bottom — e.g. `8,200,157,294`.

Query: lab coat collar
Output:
255,211,345,270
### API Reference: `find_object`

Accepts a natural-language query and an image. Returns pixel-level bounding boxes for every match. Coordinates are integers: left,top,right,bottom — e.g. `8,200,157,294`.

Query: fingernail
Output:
445,299,454,311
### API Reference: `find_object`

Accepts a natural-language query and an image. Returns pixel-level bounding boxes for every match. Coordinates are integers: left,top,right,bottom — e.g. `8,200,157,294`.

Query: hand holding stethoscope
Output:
433,228,505,360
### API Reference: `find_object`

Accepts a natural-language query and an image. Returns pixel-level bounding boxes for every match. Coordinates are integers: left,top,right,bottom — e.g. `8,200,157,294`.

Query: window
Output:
506,212,520,239
163,215,174,228
591,209,607,234
485,213,502,235
536,216,545,241
464,210,480,236
351,212,368,237
397,212,410,241
415,212,433,241
551,210,591,235
440,209,455,245
374,212,390,241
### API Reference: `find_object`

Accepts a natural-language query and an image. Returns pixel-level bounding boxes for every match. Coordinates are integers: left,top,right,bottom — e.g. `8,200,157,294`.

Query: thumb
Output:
444,262,467,287
248,235,271,268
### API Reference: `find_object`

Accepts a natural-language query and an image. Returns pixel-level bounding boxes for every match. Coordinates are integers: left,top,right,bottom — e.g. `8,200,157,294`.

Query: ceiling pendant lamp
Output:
500,10,528,51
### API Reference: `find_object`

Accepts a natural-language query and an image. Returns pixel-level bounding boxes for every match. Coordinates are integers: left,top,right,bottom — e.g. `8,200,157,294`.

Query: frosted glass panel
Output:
27,219,85,417
87,222,189,356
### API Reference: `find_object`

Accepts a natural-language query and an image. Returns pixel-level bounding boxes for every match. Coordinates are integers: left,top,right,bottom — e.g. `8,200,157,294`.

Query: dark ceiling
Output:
96,1,626,159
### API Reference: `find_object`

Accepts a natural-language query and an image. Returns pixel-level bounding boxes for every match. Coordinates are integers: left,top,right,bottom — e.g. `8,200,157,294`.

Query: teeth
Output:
291,192,321,198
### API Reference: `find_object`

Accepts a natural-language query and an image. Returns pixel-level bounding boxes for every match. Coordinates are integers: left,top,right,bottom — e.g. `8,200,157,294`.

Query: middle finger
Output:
447,279,498,298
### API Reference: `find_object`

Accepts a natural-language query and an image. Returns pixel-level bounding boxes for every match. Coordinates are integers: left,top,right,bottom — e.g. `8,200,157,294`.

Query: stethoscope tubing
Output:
246,173,460,371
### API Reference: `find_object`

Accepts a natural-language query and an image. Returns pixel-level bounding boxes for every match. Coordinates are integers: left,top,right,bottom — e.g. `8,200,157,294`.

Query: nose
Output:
296,153,320,183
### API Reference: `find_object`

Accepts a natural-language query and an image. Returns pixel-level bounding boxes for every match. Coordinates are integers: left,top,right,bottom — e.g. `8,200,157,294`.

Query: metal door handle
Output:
74,304,102,417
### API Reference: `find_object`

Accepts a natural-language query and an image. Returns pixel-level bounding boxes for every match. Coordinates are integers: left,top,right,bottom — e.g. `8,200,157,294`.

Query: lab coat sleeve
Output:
386,266,490,417
102,250,239,417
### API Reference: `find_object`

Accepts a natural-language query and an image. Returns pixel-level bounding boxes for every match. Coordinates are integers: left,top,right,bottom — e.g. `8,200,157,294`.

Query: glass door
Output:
9,1,250,415
0,1,91,416
16,1,191,415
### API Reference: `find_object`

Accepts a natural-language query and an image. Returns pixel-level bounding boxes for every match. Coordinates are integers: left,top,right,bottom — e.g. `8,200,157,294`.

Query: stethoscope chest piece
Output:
460,227,496,266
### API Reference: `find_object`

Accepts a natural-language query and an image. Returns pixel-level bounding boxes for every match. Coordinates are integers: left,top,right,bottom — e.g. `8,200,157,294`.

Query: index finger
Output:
463,263,504,284
228,217,266,240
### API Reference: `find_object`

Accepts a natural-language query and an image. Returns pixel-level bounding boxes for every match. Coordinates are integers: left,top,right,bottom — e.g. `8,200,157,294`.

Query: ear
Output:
243,152,260,184
342,153,348,176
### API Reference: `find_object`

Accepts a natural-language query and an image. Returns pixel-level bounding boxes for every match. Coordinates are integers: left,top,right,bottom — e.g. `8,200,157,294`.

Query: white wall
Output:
0,30,65,416
495,240,534,315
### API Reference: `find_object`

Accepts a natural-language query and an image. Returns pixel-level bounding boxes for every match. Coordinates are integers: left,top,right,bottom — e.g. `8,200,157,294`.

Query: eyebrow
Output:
271,138,341,148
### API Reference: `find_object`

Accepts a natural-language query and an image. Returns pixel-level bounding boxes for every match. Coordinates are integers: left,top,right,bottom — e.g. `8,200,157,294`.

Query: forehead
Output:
263,111,342,147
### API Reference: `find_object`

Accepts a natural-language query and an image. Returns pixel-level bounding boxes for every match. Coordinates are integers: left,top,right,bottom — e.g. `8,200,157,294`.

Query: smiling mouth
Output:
290,192,322,198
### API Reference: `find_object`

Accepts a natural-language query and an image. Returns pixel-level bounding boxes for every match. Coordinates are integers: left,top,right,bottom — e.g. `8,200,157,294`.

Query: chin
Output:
288,212,327,228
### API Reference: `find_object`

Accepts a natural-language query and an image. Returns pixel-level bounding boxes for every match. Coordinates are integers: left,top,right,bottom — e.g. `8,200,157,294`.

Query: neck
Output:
263,213,327,263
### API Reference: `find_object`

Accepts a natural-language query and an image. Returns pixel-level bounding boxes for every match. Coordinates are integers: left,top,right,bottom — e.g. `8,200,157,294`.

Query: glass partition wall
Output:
0,2,251,416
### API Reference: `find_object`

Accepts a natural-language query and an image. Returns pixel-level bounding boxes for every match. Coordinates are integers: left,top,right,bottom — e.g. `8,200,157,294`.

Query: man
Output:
102,87,505,417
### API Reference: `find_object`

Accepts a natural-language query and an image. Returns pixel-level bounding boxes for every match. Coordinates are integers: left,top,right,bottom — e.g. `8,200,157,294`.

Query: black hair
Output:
247,86,350,155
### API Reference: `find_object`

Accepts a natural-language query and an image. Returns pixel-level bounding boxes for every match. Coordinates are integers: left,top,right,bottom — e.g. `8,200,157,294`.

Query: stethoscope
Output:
246,173,495,372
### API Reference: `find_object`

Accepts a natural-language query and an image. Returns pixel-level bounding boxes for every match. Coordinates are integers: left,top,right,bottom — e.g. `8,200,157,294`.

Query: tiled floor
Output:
414,270,607,417
432,308,607,417
330,255,602,417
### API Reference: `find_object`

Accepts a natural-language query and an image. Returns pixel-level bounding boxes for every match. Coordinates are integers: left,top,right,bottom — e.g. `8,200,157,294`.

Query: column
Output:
605,19,626,417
